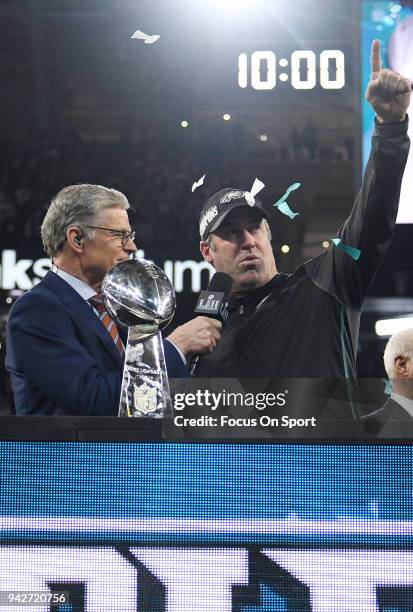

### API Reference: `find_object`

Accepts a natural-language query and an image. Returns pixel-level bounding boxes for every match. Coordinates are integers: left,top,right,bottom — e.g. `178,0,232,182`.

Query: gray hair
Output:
41,184,129,257
205,218,272,250
383,328,413,378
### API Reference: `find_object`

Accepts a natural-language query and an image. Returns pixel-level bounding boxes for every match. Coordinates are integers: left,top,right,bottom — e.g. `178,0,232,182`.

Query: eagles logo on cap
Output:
220,190,245,204
199,187,270,241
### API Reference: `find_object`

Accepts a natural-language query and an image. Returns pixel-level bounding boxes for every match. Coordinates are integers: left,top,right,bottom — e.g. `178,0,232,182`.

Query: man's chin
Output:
234,272,264,294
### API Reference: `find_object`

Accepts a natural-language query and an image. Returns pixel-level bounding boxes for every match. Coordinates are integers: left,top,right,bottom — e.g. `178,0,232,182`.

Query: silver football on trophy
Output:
102,258,175,334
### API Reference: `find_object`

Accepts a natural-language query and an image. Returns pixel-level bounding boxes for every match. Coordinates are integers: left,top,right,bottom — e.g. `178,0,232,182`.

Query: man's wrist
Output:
164,337,187,364
375,113,407,125
165,330,188,357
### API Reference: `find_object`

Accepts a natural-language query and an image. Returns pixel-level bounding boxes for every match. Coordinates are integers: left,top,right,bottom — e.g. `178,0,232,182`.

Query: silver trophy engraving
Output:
102,259,175,418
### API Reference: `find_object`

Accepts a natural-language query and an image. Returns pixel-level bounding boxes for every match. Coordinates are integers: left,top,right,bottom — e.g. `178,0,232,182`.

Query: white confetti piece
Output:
250,178,265,197
244,178,265,207
131,30,160,44
191,174,206,193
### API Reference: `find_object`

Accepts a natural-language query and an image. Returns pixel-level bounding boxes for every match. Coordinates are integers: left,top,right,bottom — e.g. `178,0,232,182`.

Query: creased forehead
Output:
95,205,131,226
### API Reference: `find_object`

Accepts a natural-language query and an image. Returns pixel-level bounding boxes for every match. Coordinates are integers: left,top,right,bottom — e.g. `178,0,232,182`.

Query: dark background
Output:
0,0,411,412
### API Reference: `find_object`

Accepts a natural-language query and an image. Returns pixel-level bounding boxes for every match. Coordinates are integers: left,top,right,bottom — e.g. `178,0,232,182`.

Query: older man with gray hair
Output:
363,328,413,436
5,183,221,416
383,328,413,411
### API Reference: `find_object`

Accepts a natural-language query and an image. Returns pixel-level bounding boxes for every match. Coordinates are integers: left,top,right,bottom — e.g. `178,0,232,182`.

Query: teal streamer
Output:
274,182,301,206
331,238,361,261
382,378,392,396
276,201,300,219
273,182,301,219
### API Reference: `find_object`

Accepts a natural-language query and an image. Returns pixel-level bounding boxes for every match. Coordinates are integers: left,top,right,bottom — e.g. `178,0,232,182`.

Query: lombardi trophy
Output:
102,259,175,418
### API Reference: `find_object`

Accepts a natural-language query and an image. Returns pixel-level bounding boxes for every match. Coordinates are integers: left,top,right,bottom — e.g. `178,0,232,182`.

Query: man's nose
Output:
125,237,137,253
240,228,256,248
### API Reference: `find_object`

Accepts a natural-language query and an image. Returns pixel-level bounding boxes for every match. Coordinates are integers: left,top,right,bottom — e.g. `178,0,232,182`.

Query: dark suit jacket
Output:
5,271,188,415
362,397,413,438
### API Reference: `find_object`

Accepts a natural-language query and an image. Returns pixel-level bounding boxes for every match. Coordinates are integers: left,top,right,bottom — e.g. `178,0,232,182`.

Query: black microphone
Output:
189,272,233,375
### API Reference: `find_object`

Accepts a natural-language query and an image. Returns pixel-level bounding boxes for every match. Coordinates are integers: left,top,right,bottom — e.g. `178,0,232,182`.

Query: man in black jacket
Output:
194,41,411,414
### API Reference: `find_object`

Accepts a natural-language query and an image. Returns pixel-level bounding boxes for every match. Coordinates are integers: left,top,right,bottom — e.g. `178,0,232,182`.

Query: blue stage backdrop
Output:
0,442,412,610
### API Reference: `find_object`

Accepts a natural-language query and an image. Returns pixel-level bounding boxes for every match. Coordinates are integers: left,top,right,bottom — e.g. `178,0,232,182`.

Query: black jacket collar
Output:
229,273,288,313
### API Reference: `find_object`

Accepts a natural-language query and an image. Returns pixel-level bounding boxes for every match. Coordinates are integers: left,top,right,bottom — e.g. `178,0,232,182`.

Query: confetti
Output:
331,238,361,261
245,178,265,206
273,182,301,218
277,201,300,219
131,30,160,44
382,378,392,396
191,174,206,192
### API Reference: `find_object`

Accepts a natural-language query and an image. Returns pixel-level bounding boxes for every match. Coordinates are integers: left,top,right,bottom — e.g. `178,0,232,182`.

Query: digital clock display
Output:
238,50,346,90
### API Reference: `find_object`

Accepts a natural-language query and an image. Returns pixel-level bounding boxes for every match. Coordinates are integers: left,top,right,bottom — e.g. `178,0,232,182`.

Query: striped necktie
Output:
89,295,124,355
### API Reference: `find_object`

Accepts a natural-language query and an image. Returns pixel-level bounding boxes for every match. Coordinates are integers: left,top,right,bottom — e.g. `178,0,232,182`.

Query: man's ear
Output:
67,226,84,251
200,240,214,265
395,355,409,377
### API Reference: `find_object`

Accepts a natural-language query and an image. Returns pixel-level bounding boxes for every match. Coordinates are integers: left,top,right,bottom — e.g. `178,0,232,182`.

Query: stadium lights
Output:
259,134,268,142
222,113,231,121
375,316,413,337
281,245,290,254
180,120,189,128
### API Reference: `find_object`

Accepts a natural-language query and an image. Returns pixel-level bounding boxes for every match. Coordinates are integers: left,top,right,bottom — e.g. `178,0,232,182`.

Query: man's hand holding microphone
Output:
166,272,233,371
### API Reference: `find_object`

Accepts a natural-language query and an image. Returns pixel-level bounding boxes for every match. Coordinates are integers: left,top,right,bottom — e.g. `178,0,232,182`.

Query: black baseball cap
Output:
199,188,270,241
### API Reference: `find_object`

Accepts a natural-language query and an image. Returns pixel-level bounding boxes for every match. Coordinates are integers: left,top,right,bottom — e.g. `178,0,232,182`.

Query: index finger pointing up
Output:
370,39,382,78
